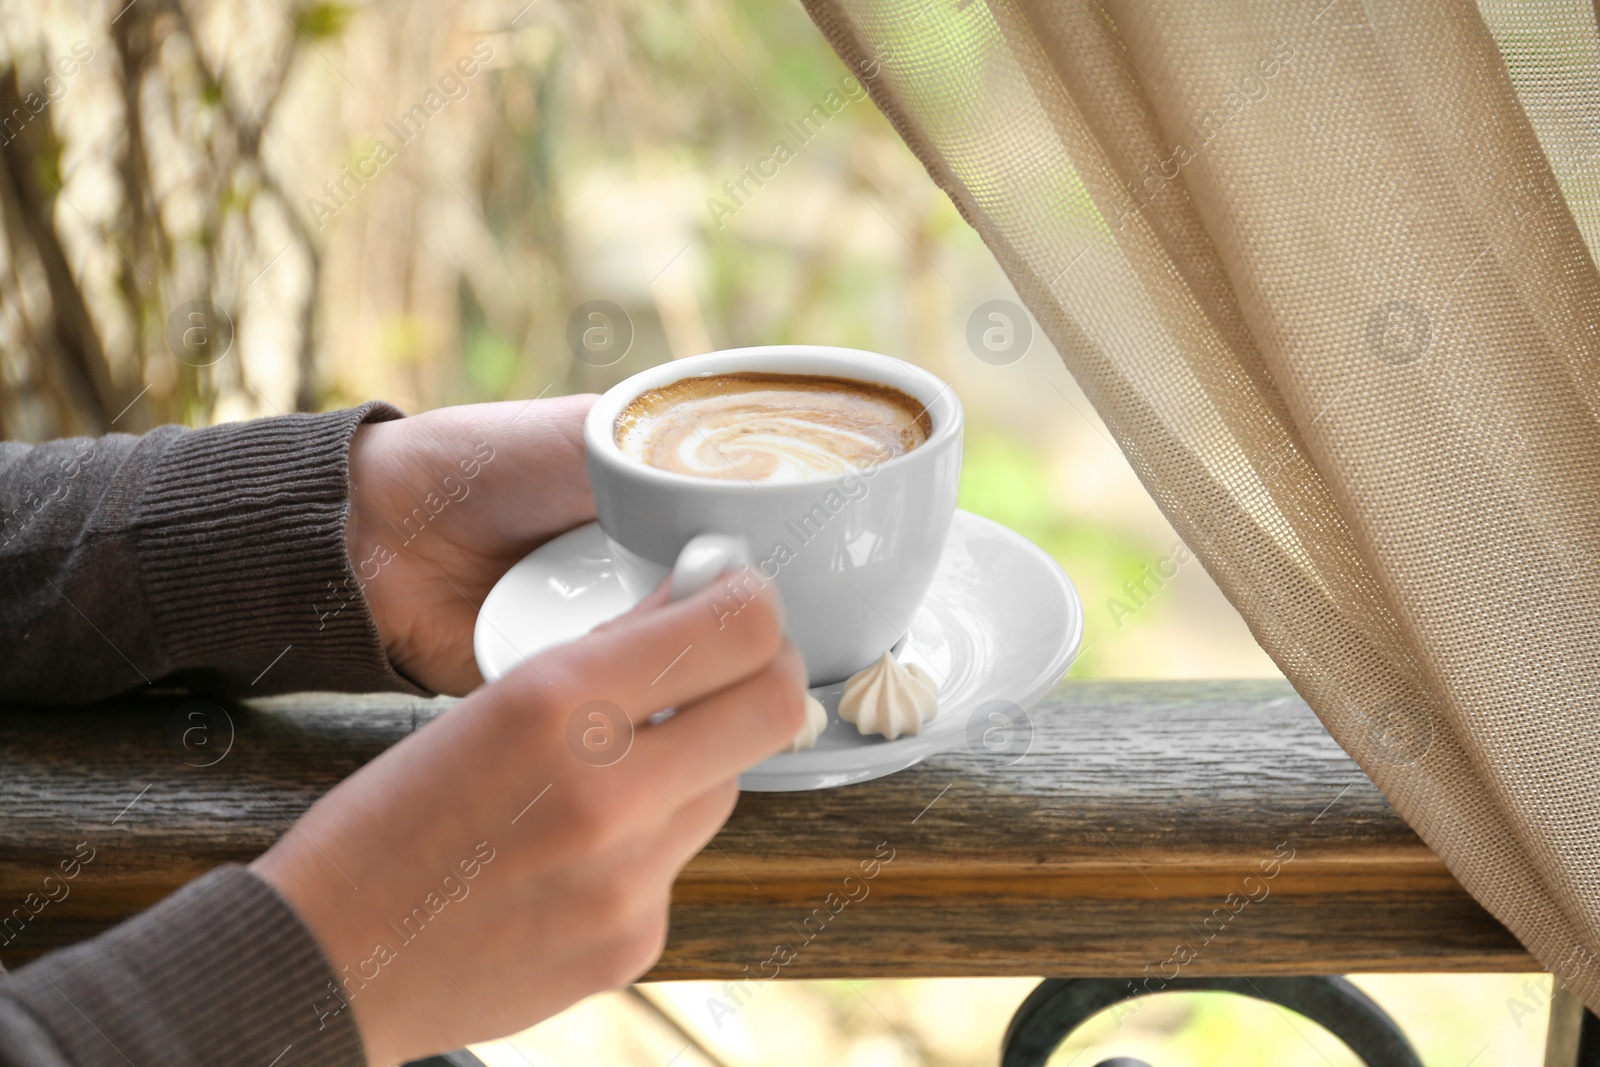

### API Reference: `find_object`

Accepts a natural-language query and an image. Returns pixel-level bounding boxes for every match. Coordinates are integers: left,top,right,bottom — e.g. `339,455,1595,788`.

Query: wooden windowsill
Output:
0,679,1532,976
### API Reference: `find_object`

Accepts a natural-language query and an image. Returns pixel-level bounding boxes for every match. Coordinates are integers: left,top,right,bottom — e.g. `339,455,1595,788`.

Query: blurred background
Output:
0,0,1549,1061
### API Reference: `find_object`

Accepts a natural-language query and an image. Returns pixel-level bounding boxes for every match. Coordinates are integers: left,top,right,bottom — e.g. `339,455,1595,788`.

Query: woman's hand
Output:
251,572,803,1066
345,395,598,695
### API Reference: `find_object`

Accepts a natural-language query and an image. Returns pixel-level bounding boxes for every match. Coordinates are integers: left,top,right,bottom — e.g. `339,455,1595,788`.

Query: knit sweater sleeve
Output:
0,866,366,1067
0,405,429,1066
0,403,419,701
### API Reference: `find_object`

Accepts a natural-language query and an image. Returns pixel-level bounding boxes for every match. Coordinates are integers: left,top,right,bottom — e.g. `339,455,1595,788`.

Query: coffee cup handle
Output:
668,533,752,603
643,534,755,728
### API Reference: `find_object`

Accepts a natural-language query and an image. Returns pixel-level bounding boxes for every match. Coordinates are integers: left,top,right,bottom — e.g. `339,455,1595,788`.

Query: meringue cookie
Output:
788,694,829,752
838,652,939,740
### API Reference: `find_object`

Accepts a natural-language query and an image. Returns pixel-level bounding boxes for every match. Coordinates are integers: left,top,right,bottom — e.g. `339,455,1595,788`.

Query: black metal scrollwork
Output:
1000,976,1424,1067
400,1051,489,1067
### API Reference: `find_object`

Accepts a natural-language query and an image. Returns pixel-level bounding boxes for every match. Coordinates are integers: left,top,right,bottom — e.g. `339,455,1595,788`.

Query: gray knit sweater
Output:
0,403,417,1067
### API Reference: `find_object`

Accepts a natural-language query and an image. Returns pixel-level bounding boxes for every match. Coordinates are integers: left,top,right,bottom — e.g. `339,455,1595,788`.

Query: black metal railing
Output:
403,976,1600,1067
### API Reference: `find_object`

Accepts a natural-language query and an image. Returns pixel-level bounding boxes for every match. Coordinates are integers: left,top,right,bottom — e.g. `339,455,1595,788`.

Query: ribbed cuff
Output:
9,866,365,1067
132,403,421,696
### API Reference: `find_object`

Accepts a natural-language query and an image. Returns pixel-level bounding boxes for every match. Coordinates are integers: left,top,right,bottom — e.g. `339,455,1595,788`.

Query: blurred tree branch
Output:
0,2,318,440
168,0,320,411
0,67,123,435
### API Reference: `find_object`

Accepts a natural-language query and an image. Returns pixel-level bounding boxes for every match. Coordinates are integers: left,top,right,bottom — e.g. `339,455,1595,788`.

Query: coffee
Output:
615,372,931,482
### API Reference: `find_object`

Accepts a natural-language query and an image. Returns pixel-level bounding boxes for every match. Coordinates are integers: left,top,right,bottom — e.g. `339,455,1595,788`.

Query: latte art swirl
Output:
663,413,895,481
615,372,931,482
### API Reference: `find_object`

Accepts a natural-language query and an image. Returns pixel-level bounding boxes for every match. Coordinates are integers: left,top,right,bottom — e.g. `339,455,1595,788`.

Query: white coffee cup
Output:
583,345,964,685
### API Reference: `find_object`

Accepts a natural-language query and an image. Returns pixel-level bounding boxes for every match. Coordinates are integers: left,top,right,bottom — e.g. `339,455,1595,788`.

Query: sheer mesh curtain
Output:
801,0,1600,1005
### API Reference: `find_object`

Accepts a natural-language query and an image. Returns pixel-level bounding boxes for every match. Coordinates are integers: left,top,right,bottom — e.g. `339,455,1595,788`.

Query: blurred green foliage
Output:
295,2,354,39
958,434,1158,677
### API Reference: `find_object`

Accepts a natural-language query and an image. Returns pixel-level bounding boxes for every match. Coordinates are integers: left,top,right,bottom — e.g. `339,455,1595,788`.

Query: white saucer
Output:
473,510,1083,790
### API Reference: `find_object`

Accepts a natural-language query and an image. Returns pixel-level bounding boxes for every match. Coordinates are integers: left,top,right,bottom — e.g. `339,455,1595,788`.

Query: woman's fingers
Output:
632,641,808,804
501,567,785,726
633,777,742,877
590,580,672,633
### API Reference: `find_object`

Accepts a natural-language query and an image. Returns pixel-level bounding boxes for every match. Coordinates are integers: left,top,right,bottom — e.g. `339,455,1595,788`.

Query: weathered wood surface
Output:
0,680,1534,976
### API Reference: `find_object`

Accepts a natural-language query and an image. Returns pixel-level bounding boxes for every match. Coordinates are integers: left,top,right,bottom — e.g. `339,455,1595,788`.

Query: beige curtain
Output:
801,0,1600,1005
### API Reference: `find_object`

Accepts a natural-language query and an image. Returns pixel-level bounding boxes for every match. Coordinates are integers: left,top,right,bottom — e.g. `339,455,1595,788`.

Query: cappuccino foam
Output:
615,372,931,482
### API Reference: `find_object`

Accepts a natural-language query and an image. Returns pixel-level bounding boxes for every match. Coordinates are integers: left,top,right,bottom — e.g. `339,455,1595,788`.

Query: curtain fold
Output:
802,0,1600,1003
